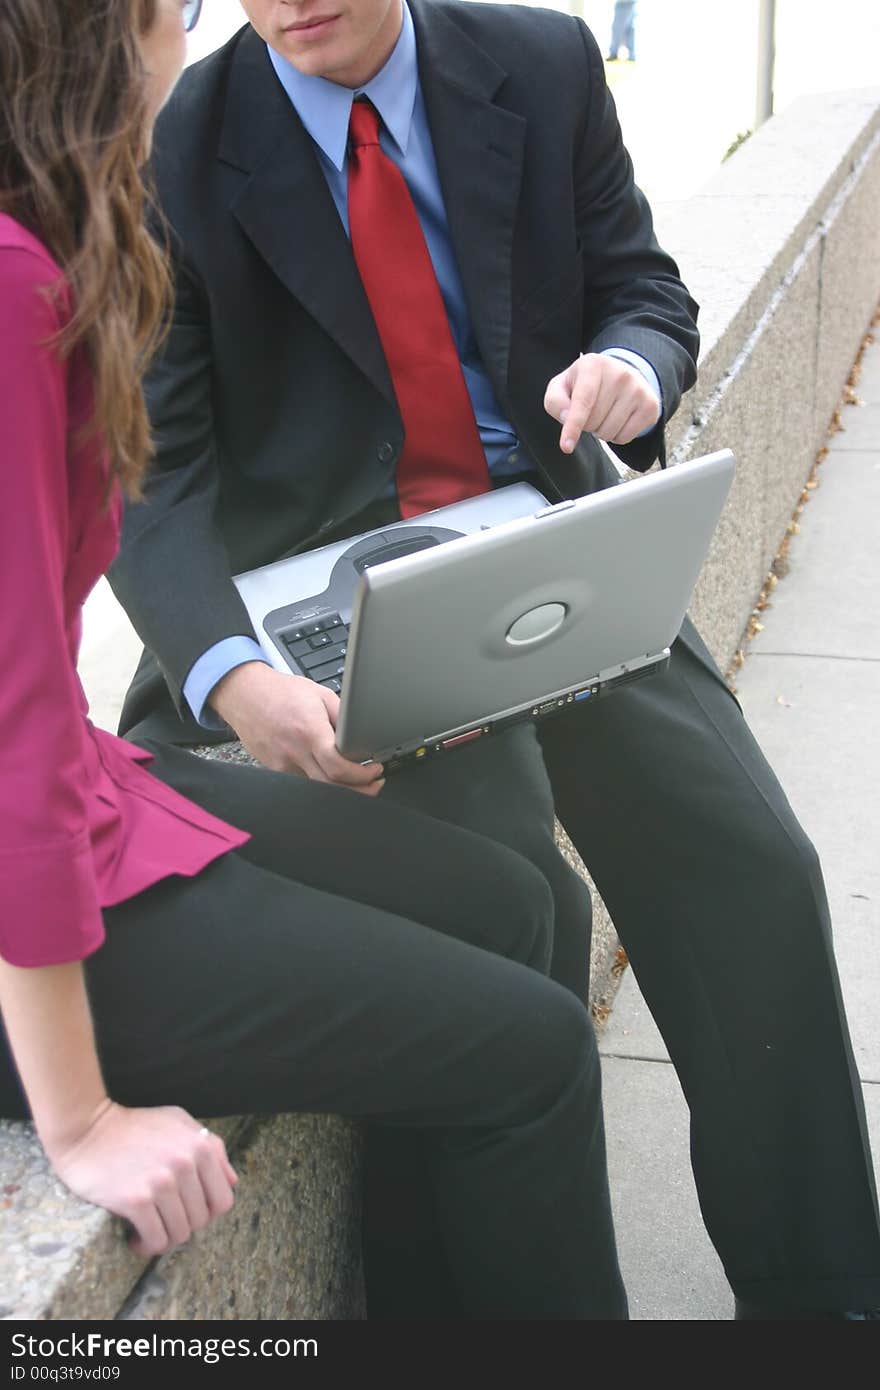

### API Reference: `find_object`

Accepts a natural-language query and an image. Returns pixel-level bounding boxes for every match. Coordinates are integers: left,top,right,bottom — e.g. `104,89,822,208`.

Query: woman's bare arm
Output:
0,959,237,1256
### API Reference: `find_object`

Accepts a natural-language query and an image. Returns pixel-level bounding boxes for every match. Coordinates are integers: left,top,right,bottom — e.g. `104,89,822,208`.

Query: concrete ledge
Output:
0,1113,364,1321
655,86,880,669
119,1114,364,1321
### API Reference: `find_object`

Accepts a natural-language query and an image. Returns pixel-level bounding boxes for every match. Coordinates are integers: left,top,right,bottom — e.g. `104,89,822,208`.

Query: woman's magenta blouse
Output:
0,215,250,967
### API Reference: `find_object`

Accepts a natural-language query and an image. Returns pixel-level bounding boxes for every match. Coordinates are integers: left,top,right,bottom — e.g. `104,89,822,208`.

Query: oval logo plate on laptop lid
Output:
505,602,567,646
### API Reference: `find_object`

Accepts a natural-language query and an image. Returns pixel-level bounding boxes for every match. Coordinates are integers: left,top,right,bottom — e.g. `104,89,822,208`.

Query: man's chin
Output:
272,40,335,79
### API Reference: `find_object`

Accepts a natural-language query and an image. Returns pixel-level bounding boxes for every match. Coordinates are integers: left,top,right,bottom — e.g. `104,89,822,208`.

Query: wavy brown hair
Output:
0,0,172,497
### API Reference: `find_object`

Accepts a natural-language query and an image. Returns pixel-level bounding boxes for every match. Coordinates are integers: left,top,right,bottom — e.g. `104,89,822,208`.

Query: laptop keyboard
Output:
276,612,349,693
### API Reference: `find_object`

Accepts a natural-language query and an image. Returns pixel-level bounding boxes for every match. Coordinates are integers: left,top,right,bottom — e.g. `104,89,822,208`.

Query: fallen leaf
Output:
611,946,629,977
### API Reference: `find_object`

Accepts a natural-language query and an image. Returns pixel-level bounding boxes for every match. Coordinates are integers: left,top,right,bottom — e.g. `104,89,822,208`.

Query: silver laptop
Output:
233,449,735,772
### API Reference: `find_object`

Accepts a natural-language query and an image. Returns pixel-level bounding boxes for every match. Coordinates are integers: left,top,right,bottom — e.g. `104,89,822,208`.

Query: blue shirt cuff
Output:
599,348,663,438
183,636,270,729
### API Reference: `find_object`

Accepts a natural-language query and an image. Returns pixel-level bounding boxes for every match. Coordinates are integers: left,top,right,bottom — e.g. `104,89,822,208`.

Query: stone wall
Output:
660,86,880,667
0,1115,364,1321
581,86,880,1001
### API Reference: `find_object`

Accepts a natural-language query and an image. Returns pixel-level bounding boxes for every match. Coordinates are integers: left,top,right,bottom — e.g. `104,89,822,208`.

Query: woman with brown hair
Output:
0,0,625,1317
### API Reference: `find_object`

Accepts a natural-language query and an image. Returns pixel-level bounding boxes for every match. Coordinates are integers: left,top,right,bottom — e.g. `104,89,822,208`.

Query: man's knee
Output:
487,850,556,975
493,978,599,1126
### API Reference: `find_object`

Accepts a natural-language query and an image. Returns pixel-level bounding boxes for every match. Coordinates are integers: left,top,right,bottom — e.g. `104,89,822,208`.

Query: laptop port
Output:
533,698,567,716
440,727,486,750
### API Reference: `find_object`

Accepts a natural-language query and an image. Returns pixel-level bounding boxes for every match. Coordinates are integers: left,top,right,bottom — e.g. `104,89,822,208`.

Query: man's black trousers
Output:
377,618,880,1315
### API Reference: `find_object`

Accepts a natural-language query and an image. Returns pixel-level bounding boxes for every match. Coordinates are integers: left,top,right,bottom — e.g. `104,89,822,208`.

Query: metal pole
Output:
756,0,777,127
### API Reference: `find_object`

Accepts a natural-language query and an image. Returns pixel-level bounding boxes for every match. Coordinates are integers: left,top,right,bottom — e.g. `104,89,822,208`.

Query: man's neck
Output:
329,0,404,90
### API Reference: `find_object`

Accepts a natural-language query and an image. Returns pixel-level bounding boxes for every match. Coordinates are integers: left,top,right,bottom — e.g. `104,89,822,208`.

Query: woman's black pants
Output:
0,738,623,1321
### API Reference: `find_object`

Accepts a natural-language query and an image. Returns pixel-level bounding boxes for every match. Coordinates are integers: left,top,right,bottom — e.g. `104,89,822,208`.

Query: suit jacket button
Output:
377,442,395,464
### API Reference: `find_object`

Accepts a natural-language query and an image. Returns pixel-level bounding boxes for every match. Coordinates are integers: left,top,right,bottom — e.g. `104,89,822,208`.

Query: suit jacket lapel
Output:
217,16,524,409
410,0,525,399
218,27,395,406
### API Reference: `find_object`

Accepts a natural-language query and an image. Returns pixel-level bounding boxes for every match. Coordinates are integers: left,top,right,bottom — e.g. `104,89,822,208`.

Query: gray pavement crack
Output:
747,652,880,663
599,1052,673,1065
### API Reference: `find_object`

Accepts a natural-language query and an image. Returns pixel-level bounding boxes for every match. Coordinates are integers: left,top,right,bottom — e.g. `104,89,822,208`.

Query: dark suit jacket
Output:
111,0,699,743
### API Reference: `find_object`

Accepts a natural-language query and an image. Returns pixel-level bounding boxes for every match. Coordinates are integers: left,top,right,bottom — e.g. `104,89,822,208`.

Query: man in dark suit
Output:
111,0,880,1318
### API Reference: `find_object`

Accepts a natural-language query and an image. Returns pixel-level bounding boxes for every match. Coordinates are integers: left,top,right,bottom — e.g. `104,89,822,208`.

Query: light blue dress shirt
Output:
184,2,661,727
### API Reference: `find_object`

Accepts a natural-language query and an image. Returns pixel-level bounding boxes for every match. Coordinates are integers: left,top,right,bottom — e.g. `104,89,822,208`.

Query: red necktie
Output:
347,99,491,518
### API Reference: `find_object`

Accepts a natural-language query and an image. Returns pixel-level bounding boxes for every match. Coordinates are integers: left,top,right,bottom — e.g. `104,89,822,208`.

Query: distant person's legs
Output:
609,1,637,61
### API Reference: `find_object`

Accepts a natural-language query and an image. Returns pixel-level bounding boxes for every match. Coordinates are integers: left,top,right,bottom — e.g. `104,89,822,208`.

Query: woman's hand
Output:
48,1099,238,1258
0,960,237,1259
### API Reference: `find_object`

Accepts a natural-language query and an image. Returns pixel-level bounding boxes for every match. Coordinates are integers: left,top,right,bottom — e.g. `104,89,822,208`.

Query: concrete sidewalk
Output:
599,326,880,1319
